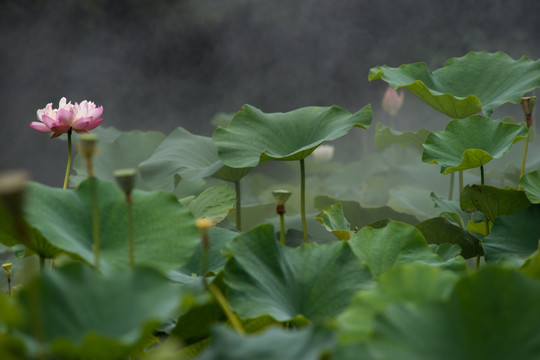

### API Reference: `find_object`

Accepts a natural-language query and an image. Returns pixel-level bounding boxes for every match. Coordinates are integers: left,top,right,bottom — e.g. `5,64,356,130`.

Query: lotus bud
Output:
382,87,404,117
521,96,536,128
114,168,137,195
0,170,29,219
311,144,335,162
78,134,98,159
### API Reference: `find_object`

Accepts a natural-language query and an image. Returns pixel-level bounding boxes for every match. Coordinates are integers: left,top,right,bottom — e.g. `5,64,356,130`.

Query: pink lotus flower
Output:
382,87,404,117
30,97,104,138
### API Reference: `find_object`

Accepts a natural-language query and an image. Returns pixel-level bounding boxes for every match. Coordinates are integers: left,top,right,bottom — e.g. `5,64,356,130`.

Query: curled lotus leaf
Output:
422,116,528,174
369,51,540,118
213,104,372,168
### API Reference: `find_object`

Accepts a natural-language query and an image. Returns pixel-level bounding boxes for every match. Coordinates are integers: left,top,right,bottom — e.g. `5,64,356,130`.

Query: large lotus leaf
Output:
213,104,372,168
337,263,459,344
23,178,199,273
349,221,467,279
223,224,371,322
367,266,540,360
17,263,185,359
519,170,540,203
387,186,439,220
187,184,236,225
139,128,251,191
369,51,540,118
460,184,530,222
482,204,540,261
314,195,418,228
314,203,351,240
374,123,430,150
70,130,166,188
198,325,334,360
422,116,528,174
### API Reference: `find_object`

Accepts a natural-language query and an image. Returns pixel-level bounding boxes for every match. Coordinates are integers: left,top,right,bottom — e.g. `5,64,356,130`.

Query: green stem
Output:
207,283,245,335
234,180,242,232
90,176,100,269
480,165,485,185
300,159,308,243
459,170,464,196
448,172,455,200
520,131,530,181
39,255,45,270
126,194,134,270
62,129,73,189
7,277,12,297
279,212,285,245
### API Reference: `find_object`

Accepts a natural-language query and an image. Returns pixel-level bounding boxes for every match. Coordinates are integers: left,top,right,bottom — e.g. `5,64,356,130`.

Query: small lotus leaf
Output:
422,116,528,174
369,51,540,118
213,104,372,168
187,184,236,224
314,203,351,240
460,184,530,222
223,224,371,322
519,170,540,203
24,178,200,273
374,123,430,150
483,204,540,261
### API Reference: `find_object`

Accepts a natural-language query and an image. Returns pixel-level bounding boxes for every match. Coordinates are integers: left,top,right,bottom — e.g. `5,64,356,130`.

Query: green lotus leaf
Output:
17,263,185,360
213,104,372,168
70,130,166,189
520,245,540,279
416,217,479,258
188,184,236,224
429,243,463,261
369,51,540,118
223,224,371,322
24,178,199,273
349,221,467,279
314,195,419,228
336,263,459,344
367,266,540,360
519,170,540,203
422,116,528,174
314,203,351,240
374,123,430,150
460,184,530,222
139,128,251,191
483,204,540,261
198,325,335,360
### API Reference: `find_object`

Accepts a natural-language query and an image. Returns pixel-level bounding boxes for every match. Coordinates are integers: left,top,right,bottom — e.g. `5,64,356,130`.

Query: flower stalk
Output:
300,159,308,243
2,263,12,296
520,96,536,180
114,168,137,270
196,217,212,286
272,189,291,245
63,129,73,189
234,180,242,232
79,135,101,269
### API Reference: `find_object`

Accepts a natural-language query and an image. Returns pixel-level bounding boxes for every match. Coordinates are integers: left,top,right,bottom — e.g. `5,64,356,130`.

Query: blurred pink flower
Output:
382,87,404,117
30,97,104,138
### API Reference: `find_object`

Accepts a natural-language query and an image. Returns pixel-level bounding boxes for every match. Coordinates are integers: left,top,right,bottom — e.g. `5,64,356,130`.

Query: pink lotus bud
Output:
382,87,404,117
30,98,103,138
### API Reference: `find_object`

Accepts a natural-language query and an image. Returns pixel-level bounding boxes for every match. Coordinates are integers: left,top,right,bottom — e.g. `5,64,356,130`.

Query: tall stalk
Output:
272,189,291,245
300,159,308,243
519,96,536,181
234,180,242,232
115,169,137,270
80,135,100,269
62,129,73,190
448,172,455,200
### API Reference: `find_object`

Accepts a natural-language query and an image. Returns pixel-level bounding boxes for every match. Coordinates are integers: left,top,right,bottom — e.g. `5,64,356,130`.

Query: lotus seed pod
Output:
114,168,137,194
78,134,99,159
2,263,12,278
521,96,536,128
272,189,292,205
196,217,213,231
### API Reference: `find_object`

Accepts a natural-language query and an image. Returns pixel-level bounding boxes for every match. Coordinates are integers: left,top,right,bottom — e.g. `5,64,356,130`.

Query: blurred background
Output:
1,0,540,186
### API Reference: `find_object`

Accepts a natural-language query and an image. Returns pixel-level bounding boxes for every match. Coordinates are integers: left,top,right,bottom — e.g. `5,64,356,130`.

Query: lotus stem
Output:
520,96,536,182
80,135,100,269
459,170,464,196
2,263,12,296
114,169,137,270
207,282,245,335
272,190,291,245
196,217,212,287
520,132,530,181
448,172,455,200
279,212,285,245
62,129,73,190
234,180,242,232
300,159,308,243
480,165,485,185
